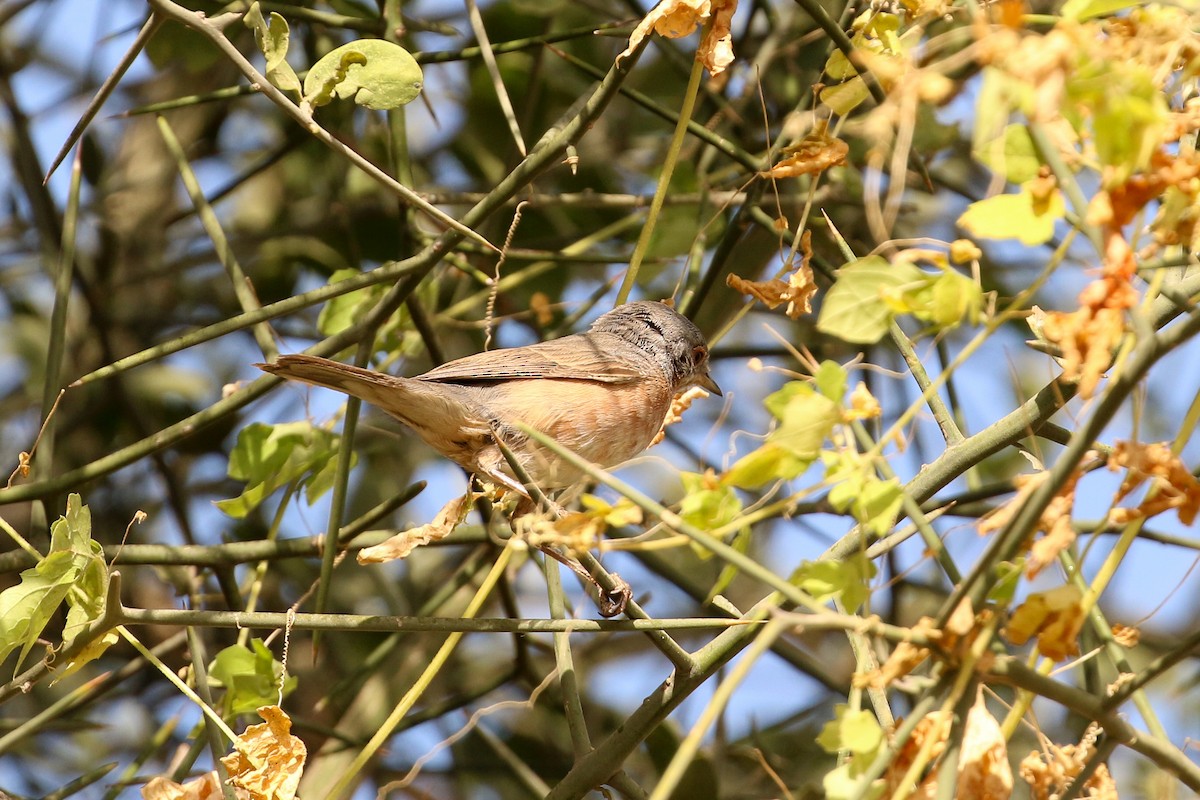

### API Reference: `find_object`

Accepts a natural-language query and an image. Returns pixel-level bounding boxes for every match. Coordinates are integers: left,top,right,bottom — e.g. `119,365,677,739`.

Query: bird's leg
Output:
538,545,631,618
483,423,625,614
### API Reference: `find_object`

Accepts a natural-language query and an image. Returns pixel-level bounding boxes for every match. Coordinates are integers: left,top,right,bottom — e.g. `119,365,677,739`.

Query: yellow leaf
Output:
958,185,1065,245
820,76,870,115
220,706,306,800
844,381,881,421
950,239,983,263
1004,584,1085,661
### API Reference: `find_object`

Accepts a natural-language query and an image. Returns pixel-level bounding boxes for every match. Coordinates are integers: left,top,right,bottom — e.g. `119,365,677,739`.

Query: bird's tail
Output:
257,354,410,410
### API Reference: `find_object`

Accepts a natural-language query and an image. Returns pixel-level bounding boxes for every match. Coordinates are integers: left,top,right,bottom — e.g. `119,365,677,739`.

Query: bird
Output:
257,300,721,497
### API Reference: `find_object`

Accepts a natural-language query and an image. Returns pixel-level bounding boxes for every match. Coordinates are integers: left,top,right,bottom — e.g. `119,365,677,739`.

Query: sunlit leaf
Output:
679,471,742,534
821,77,871,116
0,494,107,672
1060,0,1139,18
957,185,1065,245
1003,584,1085,661
826,456,904,537
221,705,306,800
244,3,302,94
216,422,351,518
304,39,423,110
763,381,841,457
210,639,297,715
792,551,876,610
817,704,884,757
814,360,848,402
817,257,926,344
724,443,811,490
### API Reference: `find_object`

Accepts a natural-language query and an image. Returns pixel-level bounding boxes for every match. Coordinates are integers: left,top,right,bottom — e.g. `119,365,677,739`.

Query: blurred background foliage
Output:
0,0,1199,798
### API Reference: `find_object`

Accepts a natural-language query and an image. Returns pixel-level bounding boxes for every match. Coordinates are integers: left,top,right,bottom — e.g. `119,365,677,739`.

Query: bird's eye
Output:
692,345,707,366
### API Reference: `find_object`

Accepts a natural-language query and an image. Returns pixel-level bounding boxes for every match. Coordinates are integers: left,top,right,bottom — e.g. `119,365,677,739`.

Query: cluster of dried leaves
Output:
143,706,306,800
969,439,1197,663
880,693,1014,800
726,230,819,318
852,601,1120,798
619,0,737,76
1021,724,1117,800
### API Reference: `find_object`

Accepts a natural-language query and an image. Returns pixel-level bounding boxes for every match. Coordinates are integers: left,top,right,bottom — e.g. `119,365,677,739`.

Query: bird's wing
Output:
418,334,643,384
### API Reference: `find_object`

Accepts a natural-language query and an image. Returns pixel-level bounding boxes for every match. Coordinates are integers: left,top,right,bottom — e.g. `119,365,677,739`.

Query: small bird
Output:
257,301,720,496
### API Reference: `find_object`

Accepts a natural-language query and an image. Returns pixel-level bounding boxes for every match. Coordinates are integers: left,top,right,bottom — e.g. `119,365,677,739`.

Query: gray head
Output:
589,301,721,395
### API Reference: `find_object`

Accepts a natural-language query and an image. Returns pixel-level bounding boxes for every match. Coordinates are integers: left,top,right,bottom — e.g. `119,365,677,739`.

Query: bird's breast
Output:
480,376,674,481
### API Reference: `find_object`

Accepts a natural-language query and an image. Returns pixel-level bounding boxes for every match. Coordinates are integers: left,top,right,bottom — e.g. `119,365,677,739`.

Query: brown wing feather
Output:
417,332,643,385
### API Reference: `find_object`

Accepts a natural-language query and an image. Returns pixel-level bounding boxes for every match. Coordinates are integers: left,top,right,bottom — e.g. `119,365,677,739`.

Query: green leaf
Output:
679,472,742,535
973,123,1040,184
317,269,414,355
816,704,884,757
825,456,904,537
925,269,983,329
988,560,1025,605
1061,0,1141,21
820,77,870,116
304,39,424,110
51,494,117,680
57,540,109,664
816,257,926,344
855,478,903,537
764,382,841,458
209,639,297,714
0,553,77,670
216,422,351,518
763,381,809,420
243,2,302,94
791,551,876,610
724,443,811,490
0,494,108,672
317,269,374,336
823,49,857,81
824,761,885,800
957,185,1064,245
1084,67,1167,181
814,360,848,402
707,525,752,603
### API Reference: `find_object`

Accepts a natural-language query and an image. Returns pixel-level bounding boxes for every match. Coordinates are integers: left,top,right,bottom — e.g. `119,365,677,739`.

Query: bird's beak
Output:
699,371,722,396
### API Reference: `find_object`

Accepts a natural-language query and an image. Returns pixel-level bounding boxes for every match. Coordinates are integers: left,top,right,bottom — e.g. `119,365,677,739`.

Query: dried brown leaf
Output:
357,490,477,563
142,773,230,800
857,616,940,690
946,596,976,638
957,690,1014,800
761,128,849,179
618,0,738,75
650,385,710,446
978,469,1083,579
530,291,554,326
885,710,951,797
725,259,815,319
1020,724,1116,800
1110,623,1139,648
1003,584,1085,661
1107,440,1200,525
726,274,791,307
220,706,306,800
